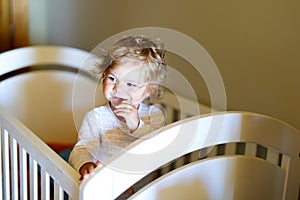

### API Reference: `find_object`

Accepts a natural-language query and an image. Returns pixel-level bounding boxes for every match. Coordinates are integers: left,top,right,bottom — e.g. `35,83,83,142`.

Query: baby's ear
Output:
148,83,157,90
146,84,158,101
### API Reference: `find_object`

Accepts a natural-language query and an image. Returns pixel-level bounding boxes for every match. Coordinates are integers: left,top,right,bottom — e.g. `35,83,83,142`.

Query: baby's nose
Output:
113,83,130,99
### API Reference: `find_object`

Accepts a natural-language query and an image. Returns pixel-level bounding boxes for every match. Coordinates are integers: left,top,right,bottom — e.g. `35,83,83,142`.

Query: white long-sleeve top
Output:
69,103,165,172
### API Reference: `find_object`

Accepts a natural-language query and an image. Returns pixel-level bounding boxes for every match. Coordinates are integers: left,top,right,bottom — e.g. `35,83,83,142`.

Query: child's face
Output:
103,60,151,107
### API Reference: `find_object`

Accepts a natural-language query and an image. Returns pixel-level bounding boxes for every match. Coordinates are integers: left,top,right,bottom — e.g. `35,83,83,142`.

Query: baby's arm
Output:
69,110,102,181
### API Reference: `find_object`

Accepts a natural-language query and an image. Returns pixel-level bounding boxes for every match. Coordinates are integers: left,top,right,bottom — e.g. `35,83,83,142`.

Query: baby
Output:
69,35,168,182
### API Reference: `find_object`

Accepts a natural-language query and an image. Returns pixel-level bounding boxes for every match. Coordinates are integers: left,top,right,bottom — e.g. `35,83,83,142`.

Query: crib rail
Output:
0,107,80,200
79,112,300,200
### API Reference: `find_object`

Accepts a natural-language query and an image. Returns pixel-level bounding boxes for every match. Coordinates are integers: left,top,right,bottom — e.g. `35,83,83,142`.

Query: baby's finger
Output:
114,102,134,110
114,110,129,118
95,161,101,167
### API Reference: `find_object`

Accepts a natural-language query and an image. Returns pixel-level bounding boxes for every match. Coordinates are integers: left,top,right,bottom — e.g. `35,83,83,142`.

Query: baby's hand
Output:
113,100,140,132
79,161,101,182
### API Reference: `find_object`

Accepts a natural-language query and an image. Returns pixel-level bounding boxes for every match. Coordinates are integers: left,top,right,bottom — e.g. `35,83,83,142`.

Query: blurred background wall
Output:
27,0,300,130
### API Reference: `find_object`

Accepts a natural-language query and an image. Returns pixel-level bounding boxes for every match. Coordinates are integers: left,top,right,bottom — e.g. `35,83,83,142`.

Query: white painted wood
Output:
0,46,89,75
131,157,286,200
41,170,50,200
225,143,236,155
19,147,28,200
3,129,10,200
0,48,299,199
29,158,38,200
0,45,97,144
245,143,257,157
80,112,300,200
11,138,18,199
0,107,80,199
267,147,280,166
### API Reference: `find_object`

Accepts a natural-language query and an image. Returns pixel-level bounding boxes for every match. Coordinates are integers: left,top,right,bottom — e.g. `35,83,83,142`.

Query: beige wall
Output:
29,0,300,130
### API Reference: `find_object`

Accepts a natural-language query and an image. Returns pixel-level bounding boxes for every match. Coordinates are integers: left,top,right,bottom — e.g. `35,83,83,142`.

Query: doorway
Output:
0,0,29,52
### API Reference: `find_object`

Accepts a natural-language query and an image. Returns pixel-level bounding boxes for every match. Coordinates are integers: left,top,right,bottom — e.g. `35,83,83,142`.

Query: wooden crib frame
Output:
0,46,299,199
80,111,300,200
1,107,299,199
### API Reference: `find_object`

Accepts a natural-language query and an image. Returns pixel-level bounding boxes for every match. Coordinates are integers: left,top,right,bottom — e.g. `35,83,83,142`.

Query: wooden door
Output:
0,0,29,52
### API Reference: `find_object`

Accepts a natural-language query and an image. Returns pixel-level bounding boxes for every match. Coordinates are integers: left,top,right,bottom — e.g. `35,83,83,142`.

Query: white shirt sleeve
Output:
69,110,101,171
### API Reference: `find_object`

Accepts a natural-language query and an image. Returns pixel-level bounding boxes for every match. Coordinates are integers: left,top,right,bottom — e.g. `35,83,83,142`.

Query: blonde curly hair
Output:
93,35,168,103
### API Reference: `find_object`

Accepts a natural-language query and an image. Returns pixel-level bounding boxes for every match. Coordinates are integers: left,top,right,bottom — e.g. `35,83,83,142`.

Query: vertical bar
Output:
19,148,28,200
189,150,200,162
11,138,19,200
281,155,290,172
266,148,279,166
281,155,290,200
245,143,257,157
29,157,38,200
159,162,172,176
206,146,217,158
165,106,174,125
174,156,185,169
60,187,65,200
199,147,209,159
225,143,236,155
41,170,50,200
3,130,10,200
183,153,191,164
54,183,64,200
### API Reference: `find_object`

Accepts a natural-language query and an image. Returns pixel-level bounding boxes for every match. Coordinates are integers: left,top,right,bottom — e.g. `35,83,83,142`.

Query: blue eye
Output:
107,75,117,82
126,82,137,87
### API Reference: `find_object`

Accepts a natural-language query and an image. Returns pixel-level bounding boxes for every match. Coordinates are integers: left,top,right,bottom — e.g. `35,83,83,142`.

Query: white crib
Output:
0,46,299,200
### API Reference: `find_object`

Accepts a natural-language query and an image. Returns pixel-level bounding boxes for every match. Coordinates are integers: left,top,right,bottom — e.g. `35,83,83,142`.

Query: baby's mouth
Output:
110,97,126,107
110,97,127,122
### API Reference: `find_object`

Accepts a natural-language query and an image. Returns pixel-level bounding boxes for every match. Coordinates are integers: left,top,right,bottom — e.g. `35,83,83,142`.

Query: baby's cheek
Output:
130,95,145,106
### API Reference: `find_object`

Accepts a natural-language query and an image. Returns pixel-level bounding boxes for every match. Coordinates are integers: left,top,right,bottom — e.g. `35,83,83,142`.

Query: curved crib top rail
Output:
0,45,102,145
80,111,300,200
0,45,90,75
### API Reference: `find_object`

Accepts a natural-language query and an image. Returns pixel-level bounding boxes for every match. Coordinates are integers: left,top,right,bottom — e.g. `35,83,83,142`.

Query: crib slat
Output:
11,138,19,199
20,147,28,200
245,143,257,156
225,143,236,155
281,154,290,172
174,156,185,169
29,157,38,200
3,129,10,200
41,170,50,200
54,184,64,200
0,107,80,200
206,146,217,158
189,150,200,162
266,148,279,166
199,147,209,159
165,106,175,124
